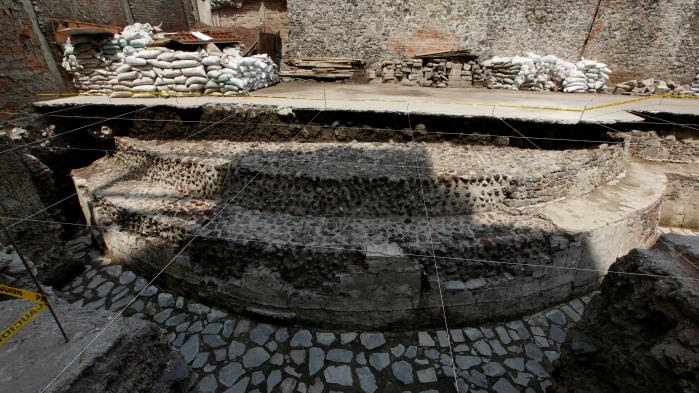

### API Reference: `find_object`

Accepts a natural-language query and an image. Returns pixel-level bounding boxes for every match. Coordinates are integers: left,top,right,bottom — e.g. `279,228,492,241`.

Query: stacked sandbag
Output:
692,70,699,96
61,23,279,97
482,53,611,93
61,34,124,95
114,22,165,48
107,47,278,98
562,59,611,93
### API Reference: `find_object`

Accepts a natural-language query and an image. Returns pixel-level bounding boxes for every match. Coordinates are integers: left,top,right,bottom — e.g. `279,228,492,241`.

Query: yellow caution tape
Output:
34,90,699,111
0,284,47,346
0,302,45,345
0,283,48,304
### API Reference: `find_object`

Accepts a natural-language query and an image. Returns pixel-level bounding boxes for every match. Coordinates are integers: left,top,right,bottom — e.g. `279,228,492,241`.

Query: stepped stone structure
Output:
70,105,666,329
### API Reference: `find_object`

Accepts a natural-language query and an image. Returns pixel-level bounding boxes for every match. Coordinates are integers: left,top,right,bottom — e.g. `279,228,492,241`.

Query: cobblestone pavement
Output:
61,242,592,393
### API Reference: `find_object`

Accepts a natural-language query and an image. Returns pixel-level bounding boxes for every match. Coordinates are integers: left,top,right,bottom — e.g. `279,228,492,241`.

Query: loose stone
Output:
391,360,414,384
291,330,313,347
242,347,270,368
416,367,437,383
324,365,353,386
309,347,325,376
267,370,282,392
316,332,336,346
119,270,136,285
369,352,390,371
250,323,275,345
360,332,385,350
356,367,377,393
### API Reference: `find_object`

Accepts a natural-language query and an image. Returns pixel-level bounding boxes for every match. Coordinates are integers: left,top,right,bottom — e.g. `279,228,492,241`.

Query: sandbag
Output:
176,52,202,62
186,76,208,86
131,85,157,93
132,77,155,86
182,66,207,78
125,57,147,66
135,49,161,59
157,52,177,62
162,69,182,78
171,60,200,69
110,91,134,98
202,56,221,66
117,71,139,81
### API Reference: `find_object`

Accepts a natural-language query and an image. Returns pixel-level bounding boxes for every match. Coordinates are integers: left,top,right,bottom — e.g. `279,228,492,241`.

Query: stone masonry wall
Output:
660,173,699,229
287,0,699,83
626,130,699,163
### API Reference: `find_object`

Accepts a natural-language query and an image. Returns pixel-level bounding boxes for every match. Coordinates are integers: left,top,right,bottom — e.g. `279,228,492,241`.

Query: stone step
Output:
110,137,626,216
71,146,663,329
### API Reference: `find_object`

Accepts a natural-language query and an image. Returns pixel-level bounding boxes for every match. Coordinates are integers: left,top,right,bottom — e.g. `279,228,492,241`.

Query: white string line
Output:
5,193,77,230
406,105,460,392
3,215,698,282
0,104,92,127
39,108,325,393
628,111,699,131
656,237,699,271
0,107,149,155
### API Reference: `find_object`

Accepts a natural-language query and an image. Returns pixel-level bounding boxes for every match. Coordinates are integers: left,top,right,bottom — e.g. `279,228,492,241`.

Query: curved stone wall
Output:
70,133,664,329
112,137,626,217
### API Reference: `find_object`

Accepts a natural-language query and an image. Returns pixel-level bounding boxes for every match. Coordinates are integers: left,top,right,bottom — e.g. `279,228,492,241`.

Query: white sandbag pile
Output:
114,23,165,48
61,23,279,97
692,70,699,96
562,59,611,93
482,53,611,93
111,47,278,98
61,34,124,95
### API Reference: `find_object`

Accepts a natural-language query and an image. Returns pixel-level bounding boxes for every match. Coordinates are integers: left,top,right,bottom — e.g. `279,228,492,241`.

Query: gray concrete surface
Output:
0,297,184,393
35,83,699,124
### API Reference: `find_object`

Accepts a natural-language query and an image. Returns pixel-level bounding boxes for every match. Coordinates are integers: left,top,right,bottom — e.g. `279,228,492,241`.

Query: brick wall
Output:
128,0,192,31
287,0,699,83
216,0,288,54
0,0,56,110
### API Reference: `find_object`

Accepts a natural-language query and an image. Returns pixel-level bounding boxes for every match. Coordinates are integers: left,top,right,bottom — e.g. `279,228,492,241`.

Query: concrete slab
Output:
34,83,699,125
0,298,188,393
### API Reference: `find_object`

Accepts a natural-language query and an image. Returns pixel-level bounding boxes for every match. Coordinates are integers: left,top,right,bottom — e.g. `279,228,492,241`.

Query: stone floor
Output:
59,238,591,393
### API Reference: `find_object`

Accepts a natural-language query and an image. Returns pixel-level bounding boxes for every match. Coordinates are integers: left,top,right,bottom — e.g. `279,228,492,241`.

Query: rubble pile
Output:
482,53,610,93
374,58,484,88
61,23,279,97
613,79,691,96
551,234,699,393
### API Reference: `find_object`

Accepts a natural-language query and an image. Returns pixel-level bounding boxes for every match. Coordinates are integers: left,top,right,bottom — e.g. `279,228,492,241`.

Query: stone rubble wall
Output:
111,138,627,217
286,0,699,84
660,173,699,229
626,130,699,164
61,236,596,392
613,78,695,96
68,135,661,329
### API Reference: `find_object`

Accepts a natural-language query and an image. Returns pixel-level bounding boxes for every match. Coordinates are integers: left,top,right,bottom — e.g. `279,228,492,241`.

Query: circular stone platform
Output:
71,137,662,329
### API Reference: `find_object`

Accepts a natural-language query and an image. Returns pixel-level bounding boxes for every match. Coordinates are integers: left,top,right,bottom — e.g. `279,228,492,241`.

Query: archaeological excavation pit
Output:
50,104,663,330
